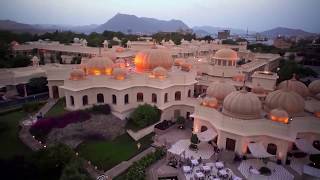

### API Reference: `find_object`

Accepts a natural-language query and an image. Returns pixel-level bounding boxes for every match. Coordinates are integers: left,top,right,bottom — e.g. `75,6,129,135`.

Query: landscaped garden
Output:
77,133,154,171
45,98,68,118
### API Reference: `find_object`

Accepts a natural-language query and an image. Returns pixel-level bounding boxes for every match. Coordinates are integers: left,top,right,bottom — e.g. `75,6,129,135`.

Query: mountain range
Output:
0,13,317,38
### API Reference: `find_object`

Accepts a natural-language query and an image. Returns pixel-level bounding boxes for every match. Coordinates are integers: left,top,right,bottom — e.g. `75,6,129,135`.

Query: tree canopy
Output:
130,104,161,128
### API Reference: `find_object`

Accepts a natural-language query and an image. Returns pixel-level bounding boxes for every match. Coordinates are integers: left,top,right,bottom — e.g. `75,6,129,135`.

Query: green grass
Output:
77,133,154,171
0,110,32,159
45,98,68,118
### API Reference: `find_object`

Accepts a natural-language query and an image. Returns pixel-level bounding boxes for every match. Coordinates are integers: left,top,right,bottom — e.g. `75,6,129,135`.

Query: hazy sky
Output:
1,0,320,32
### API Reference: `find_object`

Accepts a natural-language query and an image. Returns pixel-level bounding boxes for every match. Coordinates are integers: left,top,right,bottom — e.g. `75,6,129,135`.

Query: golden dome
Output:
181,63,192,72
201,97,218,108
134,49,173,72
265,89,305,116
174,58,186,66
269,108,289,124
223,90,262,120
309,80,320,95
69,69,85,80
278,77,309,97
214,49,239,61
86,56,114,76
207,81,236,102
150,66,168,79
112,67,126,80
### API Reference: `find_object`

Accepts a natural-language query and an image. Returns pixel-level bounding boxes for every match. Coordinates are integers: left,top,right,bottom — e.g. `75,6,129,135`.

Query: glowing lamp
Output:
105,68,113,75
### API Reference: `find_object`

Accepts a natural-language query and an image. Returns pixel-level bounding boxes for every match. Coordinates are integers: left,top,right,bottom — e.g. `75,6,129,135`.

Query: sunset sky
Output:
1,0,319,32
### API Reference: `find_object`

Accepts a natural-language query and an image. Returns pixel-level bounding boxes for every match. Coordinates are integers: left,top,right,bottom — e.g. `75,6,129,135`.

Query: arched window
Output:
175,91,181,101
82,95,88,106
152,93,157,103
112,94,117,104
137,92,143,102
188,89,191,97
124,94,129,104
164,93,168,103
267,143,277,155
97,93,104,103
70,96,74,106
200,126,208,132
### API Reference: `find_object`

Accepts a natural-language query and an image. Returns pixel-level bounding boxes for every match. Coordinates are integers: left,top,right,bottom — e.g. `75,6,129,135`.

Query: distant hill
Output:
193,26,254,36
0,20,53,34
95,13,190,34
261,27,315,38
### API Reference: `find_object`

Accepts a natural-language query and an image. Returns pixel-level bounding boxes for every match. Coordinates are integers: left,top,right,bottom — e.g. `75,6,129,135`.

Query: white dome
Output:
265,89,305,116
252,83,265,95
269,108,289,123
223,90,262,120
151,66,168,79
278,77,309,97
214,49,239,61
112,67,126,80
201,97,218,108
207,81,236,102
309,80,320,95
134,49,173,72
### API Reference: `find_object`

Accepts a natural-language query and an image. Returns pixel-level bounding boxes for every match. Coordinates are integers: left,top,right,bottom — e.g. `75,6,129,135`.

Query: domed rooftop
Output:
309,79,320,95
214,49,239,61
134,49,173,72
86,56,114,76
201,97,218,108
112,67,126,80
269,108,289,124
252,83,265,95
207,81,236,102
151,66,168,79
278,76,309,97
69,69,85,80
181,62,192,72
223,90,262,120
265,89,305,116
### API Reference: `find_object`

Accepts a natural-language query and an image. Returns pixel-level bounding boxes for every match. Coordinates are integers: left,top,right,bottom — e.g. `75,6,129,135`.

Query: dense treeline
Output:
152,32,197,45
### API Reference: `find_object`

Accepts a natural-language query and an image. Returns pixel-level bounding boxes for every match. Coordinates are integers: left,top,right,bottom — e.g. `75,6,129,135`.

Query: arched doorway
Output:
97,93,104,103
175,91,181,101
52,86,59,99
267,143,277,155
174,109,181,119
226,138,236,151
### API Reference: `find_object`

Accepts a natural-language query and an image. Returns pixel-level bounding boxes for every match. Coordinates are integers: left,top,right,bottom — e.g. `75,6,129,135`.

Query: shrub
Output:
129,104,161,129
259,167,272,176
30,110,91,140
154,120,174,130
90,104,111,115
190,133,199,144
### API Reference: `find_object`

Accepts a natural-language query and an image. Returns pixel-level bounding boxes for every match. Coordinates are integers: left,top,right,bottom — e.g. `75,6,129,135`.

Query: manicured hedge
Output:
124,147,166,180
89,104,111,115
30,110,91,140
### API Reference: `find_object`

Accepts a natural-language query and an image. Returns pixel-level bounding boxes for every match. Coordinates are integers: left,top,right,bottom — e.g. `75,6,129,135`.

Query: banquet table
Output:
191,159,199,166
183,166,191,173
218,169,228,177
215,162,224,169
195,172,205,179
202,165,211,172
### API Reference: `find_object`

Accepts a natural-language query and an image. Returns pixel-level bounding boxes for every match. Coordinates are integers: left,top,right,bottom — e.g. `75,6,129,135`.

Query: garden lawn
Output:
45,98,68,118
77,133,154,170
0,110,32,159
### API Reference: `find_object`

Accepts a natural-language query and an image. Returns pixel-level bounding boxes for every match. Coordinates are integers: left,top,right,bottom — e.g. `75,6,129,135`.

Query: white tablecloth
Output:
215,162,224,169
183,166,191,173
195,172,205,178
250,168,260,175
191,159,199,166
219,169,228,176
232,176,242,180
202,165,211,172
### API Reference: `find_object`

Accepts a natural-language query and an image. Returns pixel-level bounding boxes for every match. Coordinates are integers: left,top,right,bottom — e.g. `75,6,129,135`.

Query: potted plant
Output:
189,133,200,151
176,116,186,129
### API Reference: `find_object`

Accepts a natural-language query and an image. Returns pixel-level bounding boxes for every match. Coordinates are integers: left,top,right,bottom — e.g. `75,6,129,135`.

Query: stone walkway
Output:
103,147,155,179
19,99,58,151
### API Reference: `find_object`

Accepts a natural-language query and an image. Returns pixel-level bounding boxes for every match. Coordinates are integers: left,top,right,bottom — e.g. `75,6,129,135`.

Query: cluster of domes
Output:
213,49,239,61
85,56,114,75
150,66,168,80
222,90,262,120
265,89,305,116
206,81,236,102
134,49,173,72
69,69,86,80
278,76,309,97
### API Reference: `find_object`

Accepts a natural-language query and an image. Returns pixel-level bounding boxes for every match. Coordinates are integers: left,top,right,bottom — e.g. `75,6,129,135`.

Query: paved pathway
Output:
19,99,58,151
103,147,155,179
